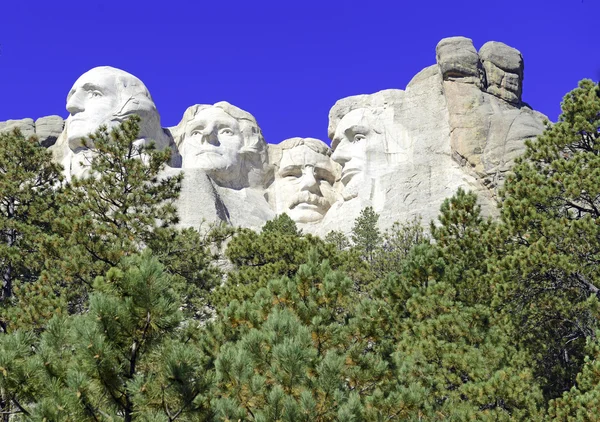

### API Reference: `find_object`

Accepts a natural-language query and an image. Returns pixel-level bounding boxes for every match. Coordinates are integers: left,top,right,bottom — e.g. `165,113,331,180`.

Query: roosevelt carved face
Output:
180,107,244,176
272,140,337,223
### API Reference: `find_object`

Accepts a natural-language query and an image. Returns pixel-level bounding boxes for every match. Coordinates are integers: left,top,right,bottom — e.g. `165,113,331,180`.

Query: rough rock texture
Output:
436,36,482,86
0,118,36,139
479,41,524,104
2,37,549,236
438,37,545,188
0,116,64,147
34,115,64,147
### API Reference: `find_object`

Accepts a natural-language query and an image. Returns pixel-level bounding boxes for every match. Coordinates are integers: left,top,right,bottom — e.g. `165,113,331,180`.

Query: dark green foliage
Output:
48,116,182,315
351,206,381,262
148,223,232,320
213,215,338,309
498,79,600,399
547,332,600,421
0,129,64,333
211,252,388,420
0,253,212,421
372,216,427,277
262,213,301,236
324,230,350,251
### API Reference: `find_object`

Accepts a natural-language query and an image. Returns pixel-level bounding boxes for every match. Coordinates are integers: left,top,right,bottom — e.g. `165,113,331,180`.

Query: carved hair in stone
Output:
173,102,267,189
62,66,170,178
267,137,340,224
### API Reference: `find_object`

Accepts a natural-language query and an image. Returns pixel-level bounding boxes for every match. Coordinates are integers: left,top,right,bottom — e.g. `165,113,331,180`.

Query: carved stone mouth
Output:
290,191,328,210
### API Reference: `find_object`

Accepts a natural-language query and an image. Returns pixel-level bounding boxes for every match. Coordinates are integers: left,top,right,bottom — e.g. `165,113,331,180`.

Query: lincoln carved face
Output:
330,108,385,199
270,138,338,223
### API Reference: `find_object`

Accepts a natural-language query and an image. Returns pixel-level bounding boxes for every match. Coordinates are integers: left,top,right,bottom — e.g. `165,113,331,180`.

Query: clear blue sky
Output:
1,0,598,145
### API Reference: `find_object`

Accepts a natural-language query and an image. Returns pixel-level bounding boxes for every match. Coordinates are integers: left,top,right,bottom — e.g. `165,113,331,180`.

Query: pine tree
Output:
372,200,545,419
351,206,381,262
0,129,63,333
497,79,600,398
211,251,388,420
44,116,182,316
212,215,338,309
547,331,600,421
6,253,213,421
324,230,350,251
372,216,426,278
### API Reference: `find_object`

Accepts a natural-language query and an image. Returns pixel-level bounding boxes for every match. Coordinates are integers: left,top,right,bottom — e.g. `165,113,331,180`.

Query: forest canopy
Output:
0,80,599,421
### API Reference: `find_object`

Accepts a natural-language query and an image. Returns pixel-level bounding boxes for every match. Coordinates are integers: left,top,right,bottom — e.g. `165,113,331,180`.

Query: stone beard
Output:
270,138,338,224
63,66,168,179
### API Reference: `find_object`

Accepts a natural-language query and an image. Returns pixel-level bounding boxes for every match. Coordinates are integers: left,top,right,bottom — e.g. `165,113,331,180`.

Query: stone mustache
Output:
9,36,545,235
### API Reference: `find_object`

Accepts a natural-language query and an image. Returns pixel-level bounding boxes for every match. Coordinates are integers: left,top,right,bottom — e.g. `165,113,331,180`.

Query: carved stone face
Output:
273,143,337,223
62,67,166,180
180,107,244,176
66,67,126,151
330,108,385,199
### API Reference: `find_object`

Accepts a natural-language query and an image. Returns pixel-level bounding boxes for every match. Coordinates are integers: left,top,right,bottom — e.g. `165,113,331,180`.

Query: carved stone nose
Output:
331,142,350,165
66,93,84,115
300,167,319,194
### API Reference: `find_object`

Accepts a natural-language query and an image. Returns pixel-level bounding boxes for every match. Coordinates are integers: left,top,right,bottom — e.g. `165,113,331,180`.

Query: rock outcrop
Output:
1,36,548,235
0,116,64,147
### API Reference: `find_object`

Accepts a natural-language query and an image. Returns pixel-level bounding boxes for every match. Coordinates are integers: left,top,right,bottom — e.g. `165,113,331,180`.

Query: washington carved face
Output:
66,69,123,151
180,107,244,175
273,141,337,223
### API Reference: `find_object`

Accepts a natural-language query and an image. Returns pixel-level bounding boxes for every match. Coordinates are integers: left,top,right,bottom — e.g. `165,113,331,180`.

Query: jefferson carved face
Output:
180,107,244,174
272,139,337,223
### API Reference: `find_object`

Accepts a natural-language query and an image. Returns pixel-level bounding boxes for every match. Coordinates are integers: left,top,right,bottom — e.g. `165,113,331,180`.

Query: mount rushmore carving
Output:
0,37,547,235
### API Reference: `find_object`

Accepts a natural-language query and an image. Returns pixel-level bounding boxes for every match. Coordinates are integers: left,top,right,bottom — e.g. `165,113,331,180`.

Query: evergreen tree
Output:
262,213,301,236
324,230,350,251
43,117,182,317
372,216,426,277
548,331,600,421
3,253,213,421
211,251,388,420
372,195,545,419
497,79,600,398
351,206,381,262
0,129,63,333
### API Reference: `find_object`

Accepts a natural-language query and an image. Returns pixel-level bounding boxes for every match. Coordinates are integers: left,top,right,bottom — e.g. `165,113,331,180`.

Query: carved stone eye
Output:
353,134,367,143
190,127,205,136
219,128,234,136
89,90,102,98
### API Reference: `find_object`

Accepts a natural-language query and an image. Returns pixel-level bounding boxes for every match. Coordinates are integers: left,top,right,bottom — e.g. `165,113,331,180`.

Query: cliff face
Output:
0,37,547,234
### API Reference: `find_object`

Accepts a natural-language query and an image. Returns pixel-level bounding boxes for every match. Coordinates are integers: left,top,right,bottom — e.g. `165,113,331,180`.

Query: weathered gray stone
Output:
436,37,482,85
479,41,524,104
0,118,35,138
35,115,64,147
